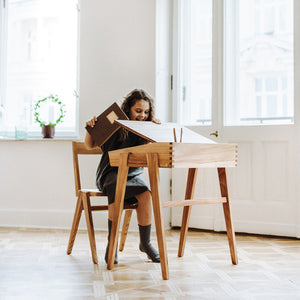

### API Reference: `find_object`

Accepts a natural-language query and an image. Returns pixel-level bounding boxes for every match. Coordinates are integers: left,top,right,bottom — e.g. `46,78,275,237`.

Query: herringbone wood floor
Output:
1,227,300,299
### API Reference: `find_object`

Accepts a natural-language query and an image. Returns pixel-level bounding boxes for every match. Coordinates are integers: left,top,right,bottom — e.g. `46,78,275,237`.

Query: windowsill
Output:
0,130,81,141
0,136,81,141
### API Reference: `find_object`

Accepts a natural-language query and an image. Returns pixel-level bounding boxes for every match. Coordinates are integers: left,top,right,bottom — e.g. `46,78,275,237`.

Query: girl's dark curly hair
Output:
119,89,155,143
121,89,154,120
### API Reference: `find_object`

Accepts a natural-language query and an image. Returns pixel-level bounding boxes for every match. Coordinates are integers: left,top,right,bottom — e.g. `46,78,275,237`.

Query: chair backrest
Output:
72,141,102,196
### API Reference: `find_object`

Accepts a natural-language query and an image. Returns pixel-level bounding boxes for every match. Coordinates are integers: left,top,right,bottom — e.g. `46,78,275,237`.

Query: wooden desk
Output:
106,141,238,280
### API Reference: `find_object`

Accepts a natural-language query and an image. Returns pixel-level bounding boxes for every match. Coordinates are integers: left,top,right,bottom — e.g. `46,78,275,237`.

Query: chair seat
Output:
80,188,138,209
80,188,106,197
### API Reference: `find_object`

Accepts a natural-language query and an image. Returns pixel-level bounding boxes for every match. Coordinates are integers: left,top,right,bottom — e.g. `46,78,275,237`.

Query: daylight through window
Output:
0,0,79,138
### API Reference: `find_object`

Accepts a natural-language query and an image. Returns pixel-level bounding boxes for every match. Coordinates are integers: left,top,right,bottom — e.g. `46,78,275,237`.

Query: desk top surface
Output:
115,120,215,144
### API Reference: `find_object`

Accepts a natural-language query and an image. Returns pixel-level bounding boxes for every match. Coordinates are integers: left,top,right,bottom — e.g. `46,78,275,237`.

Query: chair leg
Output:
67,195,83,254
82,192,98,264
119,210,133,252
217,167,238,265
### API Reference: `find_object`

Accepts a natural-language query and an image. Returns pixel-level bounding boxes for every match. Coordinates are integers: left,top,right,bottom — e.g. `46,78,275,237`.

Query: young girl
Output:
84,89,160,264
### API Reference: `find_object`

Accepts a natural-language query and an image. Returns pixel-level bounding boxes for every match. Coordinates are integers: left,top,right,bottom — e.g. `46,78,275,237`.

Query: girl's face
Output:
129,99,150,121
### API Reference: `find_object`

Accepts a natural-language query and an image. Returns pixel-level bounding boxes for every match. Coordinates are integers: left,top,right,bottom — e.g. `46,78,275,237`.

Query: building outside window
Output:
175,0,293,126
230,0,294,125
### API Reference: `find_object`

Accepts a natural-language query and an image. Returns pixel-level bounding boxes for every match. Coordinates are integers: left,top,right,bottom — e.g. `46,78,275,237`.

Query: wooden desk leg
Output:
107,153,129,270
217,167,238,265
178,168,198,257
147,153,169,280
82,192,98,264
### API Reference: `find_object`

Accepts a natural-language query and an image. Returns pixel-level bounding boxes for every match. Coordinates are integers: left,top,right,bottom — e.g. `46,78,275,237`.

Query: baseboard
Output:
172,215,298,238
0,208,109,230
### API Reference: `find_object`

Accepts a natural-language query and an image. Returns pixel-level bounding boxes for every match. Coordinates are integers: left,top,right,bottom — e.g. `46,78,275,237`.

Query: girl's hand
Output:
86,116,97,128
152,118,161,124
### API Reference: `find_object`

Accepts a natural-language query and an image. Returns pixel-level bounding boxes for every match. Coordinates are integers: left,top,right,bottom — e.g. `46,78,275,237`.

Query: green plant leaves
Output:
33,94,66,127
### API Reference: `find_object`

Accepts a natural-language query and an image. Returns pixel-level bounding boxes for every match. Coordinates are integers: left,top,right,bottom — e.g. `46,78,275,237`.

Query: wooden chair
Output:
67,141,137,264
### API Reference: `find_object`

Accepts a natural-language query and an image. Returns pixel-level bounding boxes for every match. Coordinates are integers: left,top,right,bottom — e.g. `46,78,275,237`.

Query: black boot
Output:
139,224,160,263
105,219,118,264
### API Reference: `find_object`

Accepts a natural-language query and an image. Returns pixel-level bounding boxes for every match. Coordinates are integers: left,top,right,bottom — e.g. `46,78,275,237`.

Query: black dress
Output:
96,131,150,205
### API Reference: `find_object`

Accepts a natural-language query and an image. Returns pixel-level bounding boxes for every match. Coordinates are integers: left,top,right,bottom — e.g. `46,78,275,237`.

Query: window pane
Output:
0,0,78,137
179,0,212,125
266,95,277,116
255,78,262,92
265,77,277,91
225,0,294,125
256,96,262,116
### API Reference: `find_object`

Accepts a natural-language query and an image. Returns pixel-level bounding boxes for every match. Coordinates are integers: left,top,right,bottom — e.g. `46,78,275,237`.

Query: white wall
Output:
0,0,171,231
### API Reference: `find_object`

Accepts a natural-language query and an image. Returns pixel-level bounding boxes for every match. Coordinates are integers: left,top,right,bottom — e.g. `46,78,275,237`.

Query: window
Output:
175,0,213,125
225,0,293,125
250,76,290,123
0,0,79,138
174,0,294,126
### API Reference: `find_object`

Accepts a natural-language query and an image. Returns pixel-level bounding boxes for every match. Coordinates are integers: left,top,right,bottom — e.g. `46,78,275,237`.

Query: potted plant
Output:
33,94,66,138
